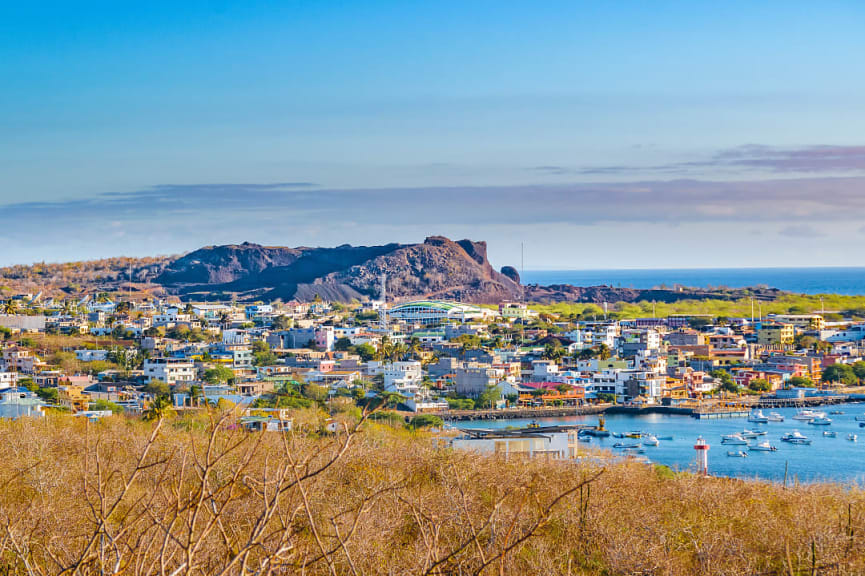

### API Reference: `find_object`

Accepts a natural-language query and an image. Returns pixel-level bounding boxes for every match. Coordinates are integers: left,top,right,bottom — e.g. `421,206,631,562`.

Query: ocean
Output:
520,268,865,296
456,406,865,484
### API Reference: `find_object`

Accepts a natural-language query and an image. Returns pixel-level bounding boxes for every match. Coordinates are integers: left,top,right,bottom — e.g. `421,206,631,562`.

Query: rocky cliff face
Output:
155,236,523,303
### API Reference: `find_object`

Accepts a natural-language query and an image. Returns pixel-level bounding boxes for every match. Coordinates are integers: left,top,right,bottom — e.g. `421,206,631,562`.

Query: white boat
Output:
823,431,837,437
721,434,749,445
741,429,766,438
781,430,812,445
793,410,826,421
748,410,770,423
830,410,844,415
848,434,858,442
613,442,641,449
642,434,660,447
749,441,778,452
767,412,785,422
808,417,832,426
855,415,865,422
726,450,748,458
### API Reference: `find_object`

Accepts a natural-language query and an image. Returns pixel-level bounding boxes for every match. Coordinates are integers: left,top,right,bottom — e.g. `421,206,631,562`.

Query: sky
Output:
3,1,865,269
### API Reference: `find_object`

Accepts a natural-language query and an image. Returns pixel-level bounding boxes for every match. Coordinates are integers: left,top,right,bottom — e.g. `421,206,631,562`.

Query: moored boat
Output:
748,410,769,423
793,410,826,421
726,450,748,458
721,434,749,445
741,429,766,438
808,417,833,426
767,412,785,422
848,434,858,442
781,430,812,445
613,442,641,449
749,440,778,452
642,434,660,447
823,431,837,437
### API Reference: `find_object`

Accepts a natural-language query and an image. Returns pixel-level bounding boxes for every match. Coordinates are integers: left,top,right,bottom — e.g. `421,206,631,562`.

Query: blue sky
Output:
3,1,865,269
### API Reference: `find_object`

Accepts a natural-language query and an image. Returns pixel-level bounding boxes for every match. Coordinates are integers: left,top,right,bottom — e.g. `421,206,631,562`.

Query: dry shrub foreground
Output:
1,413,864,576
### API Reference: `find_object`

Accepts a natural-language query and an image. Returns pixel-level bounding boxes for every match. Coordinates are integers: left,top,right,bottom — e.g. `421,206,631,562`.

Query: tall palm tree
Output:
144,395,174,421
2,299,17,315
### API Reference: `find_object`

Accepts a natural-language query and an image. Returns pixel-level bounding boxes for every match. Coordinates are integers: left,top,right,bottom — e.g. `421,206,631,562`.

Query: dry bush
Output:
1,413,864,575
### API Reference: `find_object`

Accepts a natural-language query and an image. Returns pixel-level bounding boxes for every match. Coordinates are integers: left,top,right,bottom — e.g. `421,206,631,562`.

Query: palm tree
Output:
144,395,174,421
188,385,203,407
2,299,17,315
596,344,612,360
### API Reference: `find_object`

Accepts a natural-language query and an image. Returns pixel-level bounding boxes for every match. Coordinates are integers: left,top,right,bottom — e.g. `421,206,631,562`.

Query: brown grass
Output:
1,413,864,575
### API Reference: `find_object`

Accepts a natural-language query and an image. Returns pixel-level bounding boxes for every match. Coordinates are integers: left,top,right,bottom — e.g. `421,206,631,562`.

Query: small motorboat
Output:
808,417,833,426
859,422,865,428
625,431,642,439
854,415,865,422
642,434,660,447
741,429,766,438
848,434,858,442
781,430,812,445
726,450,748,458
749,441,778,452
613,442,641,449
527,421,540,429
612,432,625,438
767,412,785,422
622,447,646,455
748,410,770,423
830,410,844,415
721,434,749,445
823,431,837,437
793,410,826,421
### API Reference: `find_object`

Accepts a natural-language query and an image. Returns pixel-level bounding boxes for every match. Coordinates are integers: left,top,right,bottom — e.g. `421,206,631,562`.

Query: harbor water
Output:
455,405,865,484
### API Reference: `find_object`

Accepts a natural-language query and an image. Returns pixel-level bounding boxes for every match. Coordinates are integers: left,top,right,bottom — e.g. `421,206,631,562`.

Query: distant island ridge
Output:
521,268,865,296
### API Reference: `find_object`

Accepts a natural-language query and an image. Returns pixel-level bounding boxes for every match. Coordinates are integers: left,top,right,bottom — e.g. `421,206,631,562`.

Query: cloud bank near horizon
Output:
3,173,865,269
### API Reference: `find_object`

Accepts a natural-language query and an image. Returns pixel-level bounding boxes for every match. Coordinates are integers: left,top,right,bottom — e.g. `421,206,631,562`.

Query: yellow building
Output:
58,385,89,412
756,323,795,347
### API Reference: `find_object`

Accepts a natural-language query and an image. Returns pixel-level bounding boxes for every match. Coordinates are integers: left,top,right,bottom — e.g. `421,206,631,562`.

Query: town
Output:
3,290,865,425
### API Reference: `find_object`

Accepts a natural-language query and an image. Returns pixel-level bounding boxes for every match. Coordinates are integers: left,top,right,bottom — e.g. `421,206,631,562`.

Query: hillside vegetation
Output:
2,413,864,575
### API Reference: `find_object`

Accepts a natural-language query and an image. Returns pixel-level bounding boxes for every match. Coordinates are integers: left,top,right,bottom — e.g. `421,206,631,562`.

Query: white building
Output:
387,301,492,325
75,349,109,362
142,358,195,385
0,372,18,390
382,361,423,395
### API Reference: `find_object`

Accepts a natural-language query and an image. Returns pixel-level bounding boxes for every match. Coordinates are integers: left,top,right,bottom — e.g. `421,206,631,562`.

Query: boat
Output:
767,412,785,422
808,417,832,426
625,431,642,439
859,422,865,428
781,430,812,445
741,429,766,438
748,410,770,423
612,432,625,438
830,410,844,415
793,410,826,421
726,450,748,458
823,431,837,437
848,434,858,442
526,421,540,429
613,442,641,449
854,415,865,422
721,434,749,445
749,441,778,452
584,416,612,437
642,434,660,447
622,447,646,454
657,436,674,441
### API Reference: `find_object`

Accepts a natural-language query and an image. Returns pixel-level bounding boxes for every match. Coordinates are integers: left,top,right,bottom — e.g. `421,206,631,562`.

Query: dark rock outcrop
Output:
155,236,523,303
499,266,520,284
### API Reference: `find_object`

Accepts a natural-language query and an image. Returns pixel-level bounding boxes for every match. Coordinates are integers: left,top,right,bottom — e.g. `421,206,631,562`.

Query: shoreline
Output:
439,394,865,422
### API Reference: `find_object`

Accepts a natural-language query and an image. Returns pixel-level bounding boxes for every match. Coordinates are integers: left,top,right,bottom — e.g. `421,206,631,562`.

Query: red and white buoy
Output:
694,436,710,476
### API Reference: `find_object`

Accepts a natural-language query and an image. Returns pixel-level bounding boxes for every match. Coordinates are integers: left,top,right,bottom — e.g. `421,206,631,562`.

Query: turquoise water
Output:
521,267,865,296
455,405,865,484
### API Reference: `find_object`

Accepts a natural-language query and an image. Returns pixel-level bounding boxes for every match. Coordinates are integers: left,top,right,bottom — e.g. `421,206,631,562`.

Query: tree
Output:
852,361,865,381
204,366,234,385
302,383,329,404
787,375,814,388
271,315,293,330
595,344,612,361
355,343,376,362
597,392,616,404
143,395,174,421
143,379,171,398
252,341,278,366
476,385,502,409
409,414,444,429
822,363,858,386
91,399,124,414
747,378,771,392
543,342,564,361
334,337,354,352
710,370,740,394
555,383,571,394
